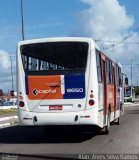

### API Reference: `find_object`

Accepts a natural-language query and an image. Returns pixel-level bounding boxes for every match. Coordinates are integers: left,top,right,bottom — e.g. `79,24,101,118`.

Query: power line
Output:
21,0,25,40
96,26,139,50
9,55,16,57
0,74,16,78
0,72,16,75
123,64,139,66
95,39,139,44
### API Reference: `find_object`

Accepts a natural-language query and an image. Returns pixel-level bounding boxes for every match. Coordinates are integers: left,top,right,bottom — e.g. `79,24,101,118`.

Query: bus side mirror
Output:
125,77,128,85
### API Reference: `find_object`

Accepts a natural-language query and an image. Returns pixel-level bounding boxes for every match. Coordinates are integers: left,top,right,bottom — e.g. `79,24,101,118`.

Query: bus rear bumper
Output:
18,108,99,126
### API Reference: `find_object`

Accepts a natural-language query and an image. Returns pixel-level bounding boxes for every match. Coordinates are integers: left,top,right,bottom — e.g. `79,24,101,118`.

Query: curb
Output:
0,116,18,128
124,103,139,107
0,123,11,128
0,116,18,122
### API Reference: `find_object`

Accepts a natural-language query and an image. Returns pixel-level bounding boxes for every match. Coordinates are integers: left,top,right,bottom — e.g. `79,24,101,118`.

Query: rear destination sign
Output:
26,74,85,100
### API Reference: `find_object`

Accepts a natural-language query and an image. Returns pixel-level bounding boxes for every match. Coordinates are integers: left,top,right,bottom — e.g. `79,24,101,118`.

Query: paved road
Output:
0,104,139,159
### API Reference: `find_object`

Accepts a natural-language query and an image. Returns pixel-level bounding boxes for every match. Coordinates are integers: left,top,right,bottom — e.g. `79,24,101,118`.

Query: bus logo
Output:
32,88,57,96
32,89,38,96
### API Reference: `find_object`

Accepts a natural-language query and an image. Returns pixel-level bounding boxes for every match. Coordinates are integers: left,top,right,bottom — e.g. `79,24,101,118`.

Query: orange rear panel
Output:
28,76,63,100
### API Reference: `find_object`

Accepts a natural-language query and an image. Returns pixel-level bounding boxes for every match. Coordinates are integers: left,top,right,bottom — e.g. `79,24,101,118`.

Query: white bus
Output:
17,37,124,134
124,86,135,103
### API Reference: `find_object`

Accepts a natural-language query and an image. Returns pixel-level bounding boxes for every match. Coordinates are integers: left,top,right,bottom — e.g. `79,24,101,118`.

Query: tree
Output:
135,87,139,96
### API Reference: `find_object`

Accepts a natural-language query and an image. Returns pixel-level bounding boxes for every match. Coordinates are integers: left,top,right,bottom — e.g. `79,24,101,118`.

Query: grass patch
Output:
0,108,17,117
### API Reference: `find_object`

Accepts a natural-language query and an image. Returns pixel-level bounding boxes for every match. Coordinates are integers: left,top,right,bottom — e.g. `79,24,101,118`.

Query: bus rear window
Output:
21,42,88,72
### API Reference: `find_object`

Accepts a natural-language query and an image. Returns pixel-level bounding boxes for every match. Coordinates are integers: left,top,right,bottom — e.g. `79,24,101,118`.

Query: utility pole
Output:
129,58,134,86
21,0,24,40
137,64,139,87
10,56,14,92
137,64,139,99
10,56,14,106
131,59,132,86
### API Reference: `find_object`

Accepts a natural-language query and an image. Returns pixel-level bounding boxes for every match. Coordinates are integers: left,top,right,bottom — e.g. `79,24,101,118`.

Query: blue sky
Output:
0,0,139,91
0,0,87,53
0,0,80,53
120,0,139,26
0,0,139,52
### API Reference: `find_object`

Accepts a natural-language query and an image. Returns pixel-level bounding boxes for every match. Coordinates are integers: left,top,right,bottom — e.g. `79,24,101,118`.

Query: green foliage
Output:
135,87,139,95
0,108,17,117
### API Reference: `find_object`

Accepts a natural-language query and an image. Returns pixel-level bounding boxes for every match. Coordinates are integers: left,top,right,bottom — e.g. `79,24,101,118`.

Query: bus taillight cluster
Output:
19,101,24,107
89,90,95,106
19,92,25,107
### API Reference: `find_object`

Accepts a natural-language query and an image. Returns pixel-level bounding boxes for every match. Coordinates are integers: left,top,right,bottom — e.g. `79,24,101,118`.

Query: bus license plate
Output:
49,105,62,111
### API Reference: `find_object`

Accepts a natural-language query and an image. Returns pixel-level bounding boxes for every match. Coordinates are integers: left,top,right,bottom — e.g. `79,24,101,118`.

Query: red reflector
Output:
90,94,94,98
80,115,90,118
19,101,24,107
19,96,23,100
85,116,90,118
89,100,95,106
49,105,62,111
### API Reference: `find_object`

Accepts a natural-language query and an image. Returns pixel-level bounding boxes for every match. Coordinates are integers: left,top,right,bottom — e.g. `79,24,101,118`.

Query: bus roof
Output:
18,37,94,46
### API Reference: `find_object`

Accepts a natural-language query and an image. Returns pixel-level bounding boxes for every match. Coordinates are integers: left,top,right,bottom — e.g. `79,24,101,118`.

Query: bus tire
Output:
114,117,120,125
104,112,110,135
120,104,123,115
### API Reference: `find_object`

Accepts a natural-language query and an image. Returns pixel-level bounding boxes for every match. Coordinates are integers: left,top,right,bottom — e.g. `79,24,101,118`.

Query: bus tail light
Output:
19,96,23,100
89,99,95,106
90,94,94,98
19,101,24,107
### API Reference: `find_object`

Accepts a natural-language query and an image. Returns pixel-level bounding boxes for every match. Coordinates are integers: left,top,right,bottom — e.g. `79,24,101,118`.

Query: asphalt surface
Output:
0,103,139,159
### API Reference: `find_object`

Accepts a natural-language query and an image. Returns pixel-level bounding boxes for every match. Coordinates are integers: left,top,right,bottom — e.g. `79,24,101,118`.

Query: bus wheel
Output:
114,117,120,125
120,105,123,115
104,112,110,135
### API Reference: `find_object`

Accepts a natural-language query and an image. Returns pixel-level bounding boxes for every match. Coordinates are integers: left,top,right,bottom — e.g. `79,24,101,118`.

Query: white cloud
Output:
78,0,134,39
74,0,139,84
0,50,16,91
0,50,10,69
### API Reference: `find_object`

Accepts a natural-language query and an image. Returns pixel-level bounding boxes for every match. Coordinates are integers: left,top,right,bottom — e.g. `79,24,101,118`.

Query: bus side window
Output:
42,61,47,70
26,56,29,70
118,67,122,86
31,57,37,70
40,60,43,70
22,55,25,69
36,59,39,70
116,66,122,87
106,59,109,83
96,50,102,83
110,61,113,84
24,56,28,70
28,57,32,70
52,64,57,70
116,66,118,86
49,62,53,70
57,65,63,70
44,61,50,70
38,60,41,71
106,60,113,84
